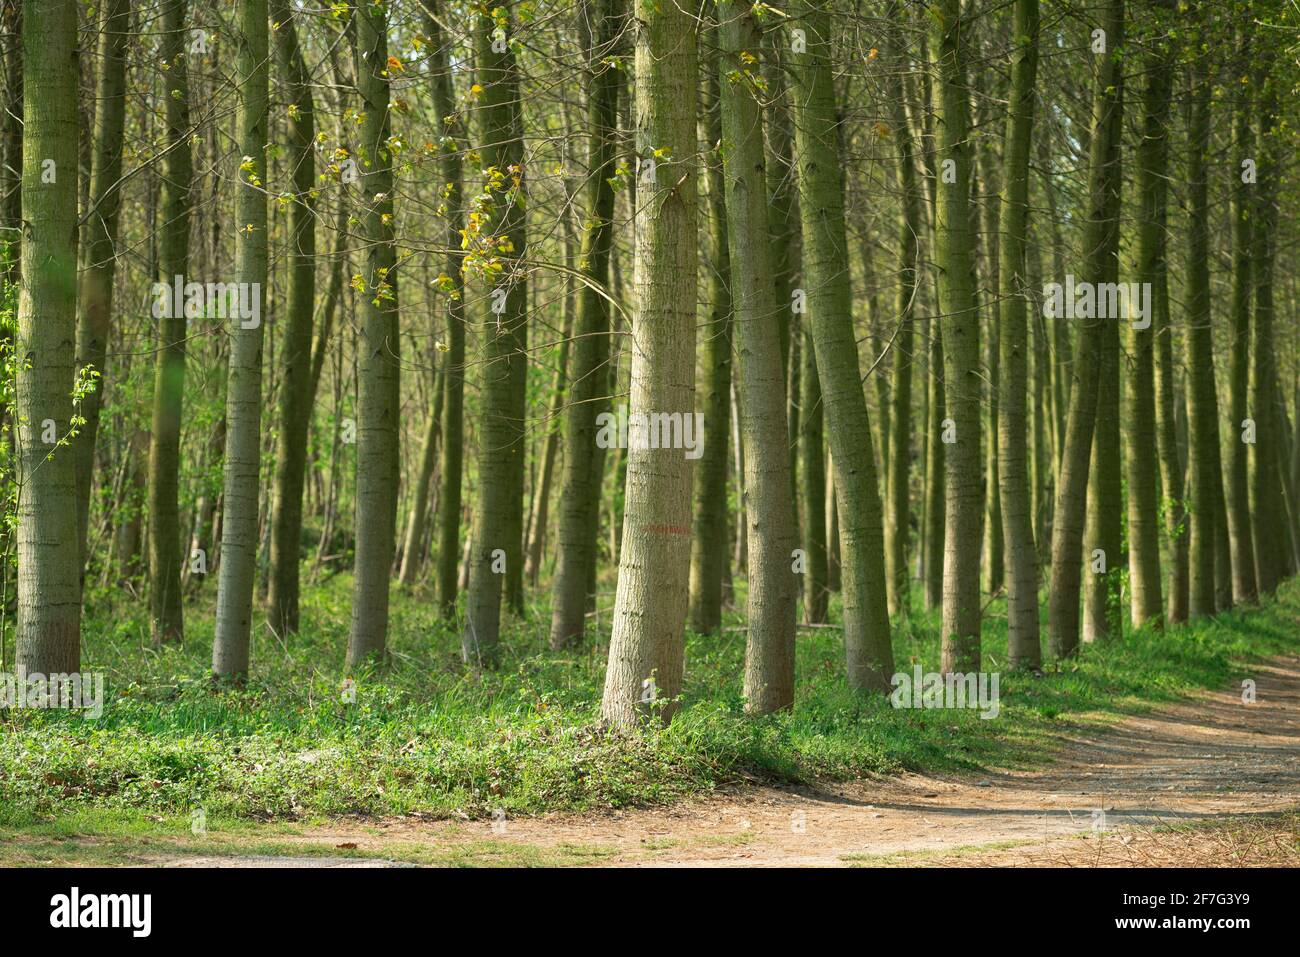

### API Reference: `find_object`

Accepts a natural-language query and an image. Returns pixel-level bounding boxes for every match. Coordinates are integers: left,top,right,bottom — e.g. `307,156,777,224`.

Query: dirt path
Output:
164,657,1300,867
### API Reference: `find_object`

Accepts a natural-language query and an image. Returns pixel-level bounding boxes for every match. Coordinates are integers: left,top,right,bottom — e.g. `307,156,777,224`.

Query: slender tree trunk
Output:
146,0,192,646
1126,0,1173,628
997,0,1040,668
800,329,828,623
212,0,269,678
1249,57,1285,597
399,358,442,586
600,0,697,726
549,0,623,647
463,3,527,667
418,2,467,618
1048,0,1123,657
73,0,129,573
14,0,80,674
687,25,731,635
263,0,316,634
1184,47,1218,618
929,0,982,673
790,0,892,690
923,324,946,611
884,12,920,620
718,0,798,713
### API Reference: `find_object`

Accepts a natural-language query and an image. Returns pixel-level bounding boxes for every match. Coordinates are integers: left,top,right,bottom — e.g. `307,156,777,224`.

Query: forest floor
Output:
7,655,1297,867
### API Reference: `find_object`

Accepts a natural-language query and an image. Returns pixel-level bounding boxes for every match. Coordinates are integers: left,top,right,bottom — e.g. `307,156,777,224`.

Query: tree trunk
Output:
212,0,269,678
800,328,828,623
929,0,983,673
73,0,129,573
14,0,81,674
549,0,623,647
790,0,892,690
599,0,697,727
265,0,316,636
146,0,192,646
884,11,920,620
687,24,731,635
1125,0,1173,628
718,0,798,713
1248,55,1285,597
1184,44,1218,618
463,3,527,667
997,0,1040,668
1047,0,1122,657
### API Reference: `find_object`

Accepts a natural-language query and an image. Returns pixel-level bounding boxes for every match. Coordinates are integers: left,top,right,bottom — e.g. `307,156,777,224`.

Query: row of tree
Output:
3,0,1296,727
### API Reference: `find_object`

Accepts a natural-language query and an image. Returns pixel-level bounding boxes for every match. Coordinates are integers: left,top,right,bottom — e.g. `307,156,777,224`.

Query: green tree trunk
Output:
549,0,622,647
1125,0,1173,628
212,0,269,678
14,0,81,674
73,0,129,572
1249,60,1285,596
1048,0,1122,658
419,1,467,618
463,3,527,666
265,0,316,635
146,0,192,646
790,0,893,690
1184,45,1217,618
599,0,697,727
718,0,798,713
928,0,982,673
884,12,920,620
687,23,731,635
997,0,1040,668
800,329,829,623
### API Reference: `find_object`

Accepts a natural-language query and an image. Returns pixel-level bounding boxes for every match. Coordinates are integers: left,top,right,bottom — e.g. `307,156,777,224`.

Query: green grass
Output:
1,573,1297,827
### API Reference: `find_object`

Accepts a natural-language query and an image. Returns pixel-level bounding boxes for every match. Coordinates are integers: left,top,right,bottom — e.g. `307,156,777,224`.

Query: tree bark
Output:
599,0,697,727
212,0,269,678
265,0,316,635
790,0,892,690
14,0,81,674
718,0,798,713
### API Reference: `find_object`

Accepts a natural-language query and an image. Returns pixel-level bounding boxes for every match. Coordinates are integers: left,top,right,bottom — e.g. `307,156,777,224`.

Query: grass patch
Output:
2,574,1296,825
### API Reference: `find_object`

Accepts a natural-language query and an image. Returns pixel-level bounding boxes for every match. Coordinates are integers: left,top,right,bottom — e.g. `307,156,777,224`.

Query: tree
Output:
1048,0,1123,657
73,0,130,571
550,0,623,648
997,0,1040,667
1183,30,1219,618
146,0,192,645
463,2,527,668
212,0,269,679
687,18,732,635
265,0,317,636
14,0,80,674
718,0,798,712
1126,0,1174,627
345,0,402,668
928,0,982,673
789,0,893,689
600,0,697,727
1249,49,1286,596
422,0,467,619
884,7,921,621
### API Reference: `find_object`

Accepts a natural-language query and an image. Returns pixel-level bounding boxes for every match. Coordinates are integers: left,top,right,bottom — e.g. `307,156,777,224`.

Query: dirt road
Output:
160,656,1300,867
